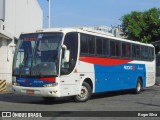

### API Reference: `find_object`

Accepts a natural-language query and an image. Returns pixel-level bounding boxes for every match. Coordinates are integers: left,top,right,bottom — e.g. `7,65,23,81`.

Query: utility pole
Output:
47,0,51,28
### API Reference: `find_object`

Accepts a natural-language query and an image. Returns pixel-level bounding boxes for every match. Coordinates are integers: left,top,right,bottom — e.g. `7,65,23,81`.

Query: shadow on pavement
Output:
0,86,157,105
136,102,160,108
0,93,74,105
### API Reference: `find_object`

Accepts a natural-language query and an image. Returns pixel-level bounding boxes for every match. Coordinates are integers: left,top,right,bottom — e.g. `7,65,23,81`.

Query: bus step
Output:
0,80,6,93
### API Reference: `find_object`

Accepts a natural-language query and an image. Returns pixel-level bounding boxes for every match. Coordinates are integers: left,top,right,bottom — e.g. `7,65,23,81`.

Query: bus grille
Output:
0,80,6,93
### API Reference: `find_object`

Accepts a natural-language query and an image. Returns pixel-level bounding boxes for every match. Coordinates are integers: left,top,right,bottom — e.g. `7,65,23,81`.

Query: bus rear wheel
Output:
134,79,142,94
74,82,92,102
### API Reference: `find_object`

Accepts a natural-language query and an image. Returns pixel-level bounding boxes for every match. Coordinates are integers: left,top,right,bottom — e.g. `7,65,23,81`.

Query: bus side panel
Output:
94,63,146,93
129,60,156,87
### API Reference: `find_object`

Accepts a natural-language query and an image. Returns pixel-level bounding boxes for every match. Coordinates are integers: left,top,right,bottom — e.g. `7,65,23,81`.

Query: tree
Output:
121,8,160,43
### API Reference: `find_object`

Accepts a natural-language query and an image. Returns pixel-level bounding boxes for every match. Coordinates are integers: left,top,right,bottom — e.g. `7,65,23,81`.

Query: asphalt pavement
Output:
0,85,160,120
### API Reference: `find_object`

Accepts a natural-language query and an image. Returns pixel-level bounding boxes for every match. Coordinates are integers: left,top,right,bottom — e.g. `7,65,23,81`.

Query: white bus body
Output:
12,28,155,102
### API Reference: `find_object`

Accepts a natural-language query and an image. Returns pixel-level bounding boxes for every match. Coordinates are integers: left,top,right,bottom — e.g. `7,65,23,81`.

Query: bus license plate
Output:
26,90,35,94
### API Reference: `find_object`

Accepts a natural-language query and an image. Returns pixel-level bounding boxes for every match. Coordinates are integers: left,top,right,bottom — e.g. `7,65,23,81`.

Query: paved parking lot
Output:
0,85,160,120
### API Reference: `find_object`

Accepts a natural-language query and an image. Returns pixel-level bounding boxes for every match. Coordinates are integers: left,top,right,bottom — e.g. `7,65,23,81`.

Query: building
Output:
0,0,43,92
90,26,125,39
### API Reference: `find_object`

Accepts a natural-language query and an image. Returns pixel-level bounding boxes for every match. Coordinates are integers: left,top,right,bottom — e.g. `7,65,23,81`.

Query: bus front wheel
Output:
74,82,92,102
134,79,142,94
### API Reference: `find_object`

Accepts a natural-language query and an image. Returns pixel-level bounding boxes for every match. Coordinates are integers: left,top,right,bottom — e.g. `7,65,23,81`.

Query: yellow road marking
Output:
0,80,6,93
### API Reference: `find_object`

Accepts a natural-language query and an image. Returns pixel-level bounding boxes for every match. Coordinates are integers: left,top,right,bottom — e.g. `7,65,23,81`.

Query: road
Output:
0,85,160,120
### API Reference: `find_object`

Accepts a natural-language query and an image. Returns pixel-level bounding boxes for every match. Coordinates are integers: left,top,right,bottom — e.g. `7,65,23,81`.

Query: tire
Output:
134,79,142,94
74,82,92,102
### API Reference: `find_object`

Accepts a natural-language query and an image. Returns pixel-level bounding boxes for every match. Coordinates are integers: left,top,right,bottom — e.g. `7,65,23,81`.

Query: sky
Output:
38,0,160,28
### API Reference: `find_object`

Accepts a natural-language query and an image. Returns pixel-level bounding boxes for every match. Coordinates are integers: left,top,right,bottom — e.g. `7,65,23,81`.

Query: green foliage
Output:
121,8,160,43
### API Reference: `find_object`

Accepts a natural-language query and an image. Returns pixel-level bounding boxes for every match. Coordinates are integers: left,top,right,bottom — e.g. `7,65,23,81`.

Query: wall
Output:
4,0,43,38
0,0,5,21
0,0,43,92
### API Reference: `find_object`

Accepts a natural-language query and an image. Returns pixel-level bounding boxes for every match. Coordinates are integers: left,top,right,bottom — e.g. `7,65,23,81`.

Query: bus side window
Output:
132,44,136,59
122,42,126,57
144,47,149,59
80,34,88,55
110,40,116,57
122,42,131,58
103,39,109,56
61,32,78,75
136,45,140,59
115,41,121,57
96,37,103,55
126,43,131,57
141,46,145,59
88,36,95,55
149,47,154,61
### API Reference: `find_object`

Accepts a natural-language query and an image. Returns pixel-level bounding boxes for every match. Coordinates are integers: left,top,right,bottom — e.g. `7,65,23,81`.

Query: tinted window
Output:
61,32,78,75
80,34,88,54
144,47,149,59
103,39,109,56
115,41,121,56
110,40,121,57
141,46,149,59
96,37,103,55
110,40,116,56
149,47,154,61
132,44,136,58
136,45,140,59
122,42,131,58
132,44,140,59
88,36,95,54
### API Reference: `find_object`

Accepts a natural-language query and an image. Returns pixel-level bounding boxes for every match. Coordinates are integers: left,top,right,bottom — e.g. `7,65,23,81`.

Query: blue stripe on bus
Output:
16,78,55,87
94,63,146,93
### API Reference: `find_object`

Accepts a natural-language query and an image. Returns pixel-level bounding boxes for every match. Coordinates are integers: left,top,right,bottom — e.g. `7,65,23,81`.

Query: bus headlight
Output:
43,83,58,87
12,77,20,86
12,81,20,86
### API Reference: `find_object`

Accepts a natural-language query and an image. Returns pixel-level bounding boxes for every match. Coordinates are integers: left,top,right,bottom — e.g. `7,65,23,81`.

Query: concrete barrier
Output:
0,80,6,93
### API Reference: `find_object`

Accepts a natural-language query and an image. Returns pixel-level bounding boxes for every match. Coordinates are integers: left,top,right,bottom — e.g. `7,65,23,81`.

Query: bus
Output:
12,27,155,102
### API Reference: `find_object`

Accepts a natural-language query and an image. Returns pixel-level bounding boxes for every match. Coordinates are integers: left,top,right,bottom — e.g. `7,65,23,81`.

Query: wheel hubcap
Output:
137,82,141,92
78,86,88,100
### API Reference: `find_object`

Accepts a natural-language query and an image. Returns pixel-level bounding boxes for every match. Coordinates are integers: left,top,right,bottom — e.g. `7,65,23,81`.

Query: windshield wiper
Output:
19,64,23,77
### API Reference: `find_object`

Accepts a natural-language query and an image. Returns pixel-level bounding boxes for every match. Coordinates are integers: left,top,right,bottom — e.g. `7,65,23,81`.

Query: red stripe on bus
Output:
79,56,132,66
39,77,56,82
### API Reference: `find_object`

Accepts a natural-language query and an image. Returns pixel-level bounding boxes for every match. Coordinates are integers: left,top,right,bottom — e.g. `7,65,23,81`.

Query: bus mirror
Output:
62,45,70,62
64,50,70,62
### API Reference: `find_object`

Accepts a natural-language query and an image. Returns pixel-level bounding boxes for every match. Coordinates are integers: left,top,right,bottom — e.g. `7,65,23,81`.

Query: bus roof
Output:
21,27,154,47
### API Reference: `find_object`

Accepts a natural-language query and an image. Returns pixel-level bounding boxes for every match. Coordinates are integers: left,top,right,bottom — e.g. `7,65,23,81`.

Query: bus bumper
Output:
12,85,60,97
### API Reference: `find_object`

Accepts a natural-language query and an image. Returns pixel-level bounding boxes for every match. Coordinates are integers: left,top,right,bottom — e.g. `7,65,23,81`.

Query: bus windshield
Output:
13,32,63,77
